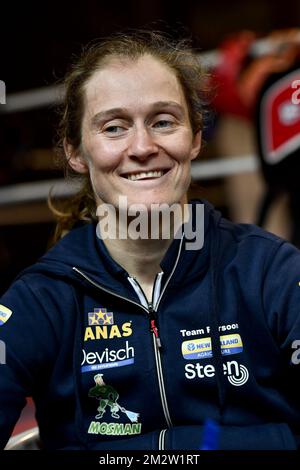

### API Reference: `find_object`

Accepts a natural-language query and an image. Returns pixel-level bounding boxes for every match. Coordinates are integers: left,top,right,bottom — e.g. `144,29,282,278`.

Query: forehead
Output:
83,55,187,117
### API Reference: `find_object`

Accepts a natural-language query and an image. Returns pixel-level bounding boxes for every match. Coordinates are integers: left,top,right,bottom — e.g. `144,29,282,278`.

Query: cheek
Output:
168,142,194,163
85,139,122,172
164,130,194,162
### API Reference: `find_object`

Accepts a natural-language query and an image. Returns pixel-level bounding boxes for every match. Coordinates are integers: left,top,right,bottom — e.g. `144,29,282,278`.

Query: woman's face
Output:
69,54,201,211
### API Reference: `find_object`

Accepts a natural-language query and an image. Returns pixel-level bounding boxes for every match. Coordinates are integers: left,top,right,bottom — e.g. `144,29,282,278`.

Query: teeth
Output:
126,170,164,181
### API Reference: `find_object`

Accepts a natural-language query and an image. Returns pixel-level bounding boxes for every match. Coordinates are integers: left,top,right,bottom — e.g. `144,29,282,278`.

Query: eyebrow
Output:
90,101,184,128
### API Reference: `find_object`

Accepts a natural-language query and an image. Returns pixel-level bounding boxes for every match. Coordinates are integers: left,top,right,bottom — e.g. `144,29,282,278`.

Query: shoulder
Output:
219,215,287,255
198,198,287,255
219,215,282,244
8,222,96,289
217,215,300,277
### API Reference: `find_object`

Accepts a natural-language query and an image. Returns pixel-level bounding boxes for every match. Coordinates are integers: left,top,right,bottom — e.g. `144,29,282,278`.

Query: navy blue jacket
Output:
0,200,299,450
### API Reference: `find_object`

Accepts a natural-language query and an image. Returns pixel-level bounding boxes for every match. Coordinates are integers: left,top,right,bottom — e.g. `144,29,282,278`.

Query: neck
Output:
97,196,189,299
103,235,172,283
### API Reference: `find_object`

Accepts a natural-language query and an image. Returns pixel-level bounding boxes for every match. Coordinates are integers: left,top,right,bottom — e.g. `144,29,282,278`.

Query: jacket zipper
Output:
148,303,161,348
126,231,184,431
158,429,167,450
72,233,184,441
128,276,173,428
127,275,162,348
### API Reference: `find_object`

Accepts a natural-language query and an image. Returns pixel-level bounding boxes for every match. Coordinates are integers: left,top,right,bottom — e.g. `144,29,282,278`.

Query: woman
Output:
0,30,299,451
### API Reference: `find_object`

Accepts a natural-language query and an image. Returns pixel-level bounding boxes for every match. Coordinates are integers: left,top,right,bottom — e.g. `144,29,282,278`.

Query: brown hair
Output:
50,29,210,241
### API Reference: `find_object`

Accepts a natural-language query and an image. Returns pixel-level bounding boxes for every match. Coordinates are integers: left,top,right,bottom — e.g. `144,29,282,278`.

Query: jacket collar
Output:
20,199,219,296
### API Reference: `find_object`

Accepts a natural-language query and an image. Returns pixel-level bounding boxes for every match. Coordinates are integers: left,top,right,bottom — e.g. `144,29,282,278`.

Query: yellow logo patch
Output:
0,305,12,326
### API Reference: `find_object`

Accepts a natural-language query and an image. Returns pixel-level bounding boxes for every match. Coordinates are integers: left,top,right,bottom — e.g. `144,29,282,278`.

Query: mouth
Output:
120,168,171,181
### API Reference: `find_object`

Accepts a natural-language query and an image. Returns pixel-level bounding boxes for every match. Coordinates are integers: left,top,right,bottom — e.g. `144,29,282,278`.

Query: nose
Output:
127,126,158,161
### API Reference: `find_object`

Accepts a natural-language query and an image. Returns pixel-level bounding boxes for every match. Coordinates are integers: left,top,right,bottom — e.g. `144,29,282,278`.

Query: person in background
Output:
0,30,299,451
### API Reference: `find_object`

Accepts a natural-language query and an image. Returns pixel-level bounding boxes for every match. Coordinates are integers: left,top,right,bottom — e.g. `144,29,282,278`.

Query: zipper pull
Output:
148,304,162,348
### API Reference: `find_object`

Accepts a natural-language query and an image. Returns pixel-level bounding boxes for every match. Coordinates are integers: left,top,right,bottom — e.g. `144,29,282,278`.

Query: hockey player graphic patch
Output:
87,374,141,436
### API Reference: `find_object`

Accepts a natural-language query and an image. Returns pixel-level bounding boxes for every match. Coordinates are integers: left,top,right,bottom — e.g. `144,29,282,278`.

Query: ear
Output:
190,130,202,161
64,138,89,174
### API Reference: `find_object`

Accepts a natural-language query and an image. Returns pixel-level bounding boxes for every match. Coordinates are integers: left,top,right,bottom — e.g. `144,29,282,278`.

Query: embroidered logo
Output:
84,307,132,342
81,341,135,373
87,374,141,436
185,359,250,387
88,308,114,326
181,334,243,360
226,363,249,386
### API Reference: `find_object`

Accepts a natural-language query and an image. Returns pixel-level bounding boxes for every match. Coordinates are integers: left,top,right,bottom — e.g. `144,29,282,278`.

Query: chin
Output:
128,195,178,209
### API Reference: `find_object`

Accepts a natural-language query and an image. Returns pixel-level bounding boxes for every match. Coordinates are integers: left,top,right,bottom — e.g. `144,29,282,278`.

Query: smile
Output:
122,169,170,181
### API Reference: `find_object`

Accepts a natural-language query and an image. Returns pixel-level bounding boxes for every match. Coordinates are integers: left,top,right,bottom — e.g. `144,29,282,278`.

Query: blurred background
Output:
1,0,300,446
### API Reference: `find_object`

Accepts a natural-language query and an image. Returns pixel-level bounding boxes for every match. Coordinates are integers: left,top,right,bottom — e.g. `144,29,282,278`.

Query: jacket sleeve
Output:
260,240,300,447
0,278,59,449
263,240,300,353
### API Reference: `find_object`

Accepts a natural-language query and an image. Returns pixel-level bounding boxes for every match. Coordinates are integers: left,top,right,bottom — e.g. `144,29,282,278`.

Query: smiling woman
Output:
67,54,201,212
51,30,208,240
1,30,300,452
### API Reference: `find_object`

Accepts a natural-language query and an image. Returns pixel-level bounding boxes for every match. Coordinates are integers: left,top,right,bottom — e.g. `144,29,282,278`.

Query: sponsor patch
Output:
85,306,132,342
0,305,12,326
87,374,141,435
182,334,243,360
81,340,134,373
88,308,114,326
185,359,249,386
88,421,142,436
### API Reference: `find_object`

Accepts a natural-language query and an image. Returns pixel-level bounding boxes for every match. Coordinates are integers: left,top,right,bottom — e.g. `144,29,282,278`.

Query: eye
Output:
153,119,174,129
103,125,125,134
